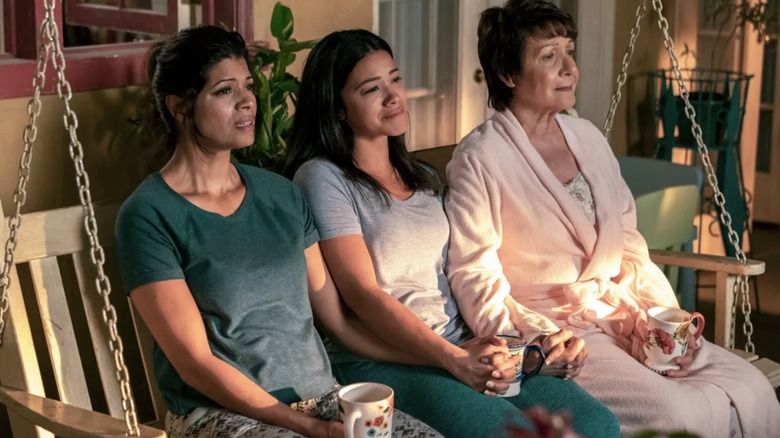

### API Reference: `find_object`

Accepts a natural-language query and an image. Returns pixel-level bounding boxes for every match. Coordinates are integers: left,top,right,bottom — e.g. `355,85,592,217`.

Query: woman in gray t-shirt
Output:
283,29,618,438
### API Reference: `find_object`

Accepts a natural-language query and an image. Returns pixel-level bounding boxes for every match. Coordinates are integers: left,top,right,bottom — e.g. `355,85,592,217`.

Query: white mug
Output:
643,306,705,373
338,382,394,438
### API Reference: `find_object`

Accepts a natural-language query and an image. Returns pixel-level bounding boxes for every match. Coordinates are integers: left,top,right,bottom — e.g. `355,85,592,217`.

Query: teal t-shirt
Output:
114,163,336,415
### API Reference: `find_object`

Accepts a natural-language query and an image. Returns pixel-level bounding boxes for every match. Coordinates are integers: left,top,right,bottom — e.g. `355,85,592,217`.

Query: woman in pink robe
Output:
445,1,780,436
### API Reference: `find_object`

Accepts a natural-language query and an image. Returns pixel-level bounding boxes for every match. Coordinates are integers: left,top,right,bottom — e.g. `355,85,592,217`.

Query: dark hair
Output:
144,25,249,168
282,29,440,202
478,0,577,111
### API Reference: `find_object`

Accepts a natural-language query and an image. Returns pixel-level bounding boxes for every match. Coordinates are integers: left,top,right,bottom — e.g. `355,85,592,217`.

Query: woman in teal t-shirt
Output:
115,25,440,438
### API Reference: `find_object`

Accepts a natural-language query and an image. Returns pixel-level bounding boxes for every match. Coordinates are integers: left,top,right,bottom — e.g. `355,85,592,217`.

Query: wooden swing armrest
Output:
648,249,765,276
648,249,765,348
0,386,166,438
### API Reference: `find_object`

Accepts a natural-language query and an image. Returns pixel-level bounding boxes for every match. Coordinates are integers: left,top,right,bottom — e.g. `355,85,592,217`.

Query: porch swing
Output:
602,0,779,388
0,1,778,438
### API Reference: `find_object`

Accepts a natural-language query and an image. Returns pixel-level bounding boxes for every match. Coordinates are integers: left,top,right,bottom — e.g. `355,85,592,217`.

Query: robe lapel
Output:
495,111,599,255
557,114,624,282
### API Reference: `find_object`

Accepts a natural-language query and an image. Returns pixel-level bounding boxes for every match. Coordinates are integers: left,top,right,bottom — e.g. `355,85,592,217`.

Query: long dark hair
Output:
144,25,249,168
282,29,440,202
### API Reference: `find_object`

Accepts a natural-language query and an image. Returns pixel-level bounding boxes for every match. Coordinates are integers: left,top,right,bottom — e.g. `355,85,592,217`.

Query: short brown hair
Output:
478,0,577,111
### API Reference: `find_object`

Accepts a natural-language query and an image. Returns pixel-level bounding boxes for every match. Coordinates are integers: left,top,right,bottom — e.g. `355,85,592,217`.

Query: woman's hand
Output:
536,329,588,379
665,333,698,378
448,336,513,394
311,420,345,438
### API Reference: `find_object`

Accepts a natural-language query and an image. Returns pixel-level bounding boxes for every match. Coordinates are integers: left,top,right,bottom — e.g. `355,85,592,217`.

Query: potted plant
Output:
232,2,317,170
703,0,779,68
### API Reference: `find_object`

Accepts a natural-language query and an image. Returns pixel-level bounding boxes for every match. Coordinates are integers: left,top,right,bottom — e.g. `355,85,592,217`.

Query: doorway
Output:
753,14,780,224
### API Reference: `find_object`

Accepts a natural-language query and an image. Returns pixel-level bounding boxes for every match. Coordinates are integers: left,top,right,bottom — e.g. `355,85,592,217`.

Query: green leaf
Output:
279,38,318,53
245,1,312,170
276,79,299,94
270,2,294,42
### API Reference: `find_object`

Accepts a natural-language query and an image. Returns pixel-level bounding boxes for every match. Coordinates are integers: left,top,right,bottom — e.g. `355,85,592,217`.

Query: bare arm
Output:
130,280,341,438
319,234,510,392
305,243,425,365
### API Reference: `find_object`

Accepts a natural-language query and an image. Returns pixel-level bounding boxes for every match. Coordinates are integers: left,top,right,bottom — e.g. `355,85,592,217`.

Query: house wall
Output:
0,0,372,214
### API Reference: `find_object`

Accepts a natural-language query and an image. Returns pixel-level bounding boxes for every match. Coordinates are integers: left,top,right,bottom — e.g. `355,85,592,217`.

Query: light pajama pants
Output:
165,386,442,438
576,332,780,437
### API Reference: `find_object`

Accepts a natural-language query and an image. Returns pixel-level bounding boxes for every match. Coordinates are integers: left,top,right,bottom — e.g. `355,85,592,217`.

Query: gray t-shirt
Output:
115,163,336,414
294,159,472,363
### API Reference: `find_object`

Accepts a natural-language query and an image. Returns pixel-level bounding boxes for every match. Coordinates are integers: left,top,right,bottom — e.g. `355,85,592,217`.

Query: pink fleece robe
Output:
445,110,780,436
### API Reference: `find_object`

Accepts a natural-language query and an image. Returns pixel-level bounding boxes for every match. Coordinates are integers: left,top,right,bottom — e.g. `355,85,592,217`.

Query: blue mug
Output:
497,335,545,397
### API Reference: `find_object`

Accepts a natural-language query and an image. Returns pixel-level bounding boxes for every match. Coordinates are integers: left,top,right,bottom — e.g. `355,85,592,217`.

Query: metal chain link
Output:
650,0,754,353
0,0,141,434
603,0,647,137
0,0,52,350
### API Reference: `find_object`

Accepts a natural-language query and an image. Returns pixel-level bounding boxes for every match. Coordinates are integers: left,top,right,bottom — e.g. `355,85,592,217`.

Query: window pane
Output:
79,0,121,6
73,0,167,13
62,0,188,47
756,109,773,173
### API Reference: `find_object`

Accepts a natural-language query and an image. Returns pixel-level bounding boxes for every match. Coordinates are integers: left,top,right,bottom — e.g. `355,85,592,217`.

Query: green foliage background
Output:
233,2,317,170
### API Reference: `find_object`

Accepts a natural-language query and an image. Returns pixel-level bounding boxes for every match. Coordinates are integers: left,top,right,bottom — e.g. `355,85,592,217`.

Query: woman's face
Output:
340,50,407,142
511,35,578,114
191,57,256,151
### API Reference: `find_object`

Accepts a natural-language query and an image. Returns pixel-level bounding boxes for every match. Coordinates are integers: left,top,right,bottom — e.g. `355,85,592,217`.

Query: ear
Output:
337,108,346,121
499,73,517,88
165,95,184,122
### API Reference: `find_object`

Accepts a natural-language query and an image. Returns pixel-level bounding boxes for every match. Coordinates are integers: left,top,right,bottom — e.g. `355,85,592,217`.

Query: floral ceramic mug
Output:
643,306,705,374
338,382,394,438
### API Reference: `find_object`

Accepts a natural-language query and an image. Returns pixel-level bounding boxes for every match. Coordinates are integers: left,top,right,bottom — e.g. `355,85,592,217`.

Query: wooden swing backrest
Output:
0,200,166,437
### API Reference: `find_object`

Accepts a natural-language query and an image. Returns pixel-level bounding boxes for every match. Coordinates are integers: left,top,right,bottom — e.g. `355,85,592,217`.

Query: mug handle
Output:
520,344,546,382
343,411,361,438
690,312,705,340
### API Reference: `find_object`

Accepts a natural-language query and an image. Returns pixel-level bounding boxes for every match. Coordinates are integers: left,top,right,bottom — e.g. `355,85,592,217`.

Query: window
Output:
0,0,253,99
377,0,458,150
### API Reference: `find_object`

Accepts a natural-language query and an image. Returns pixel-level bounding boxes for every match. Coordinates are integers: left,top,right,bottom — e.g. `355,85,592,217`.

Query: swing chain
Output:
651,0,754,354
0,0,141,435
0,0,52,349
603,0,647,138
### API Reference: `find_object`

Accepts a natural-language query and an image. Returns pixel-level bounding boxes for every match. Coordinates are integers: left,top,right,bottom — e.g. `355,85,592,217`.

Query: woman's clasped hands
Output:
448,336,520,397
536,329,588,380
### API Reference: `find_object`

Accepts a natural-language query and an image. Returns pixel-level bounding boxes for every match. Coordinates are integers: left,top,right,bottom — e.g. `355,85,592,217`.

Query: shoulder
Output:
454,119,501,159
236,163,306,203
117,173,172,228
557,113,612,153
557,113,604,136
238,162,297,192
295,158,345,182
293,159,353,194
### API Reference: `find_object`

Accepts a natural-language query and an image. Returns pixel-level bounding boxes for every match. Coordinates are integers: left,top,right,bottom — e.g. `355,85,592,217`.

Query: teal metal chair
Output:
618,156,702,312
648,69,752,258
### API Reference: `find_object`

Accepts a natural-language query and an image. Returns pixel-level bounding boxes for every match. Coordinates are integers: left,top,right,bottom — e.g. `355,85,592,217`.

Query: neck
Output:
352,136,393,175
509,105,560,137
161,142,239,197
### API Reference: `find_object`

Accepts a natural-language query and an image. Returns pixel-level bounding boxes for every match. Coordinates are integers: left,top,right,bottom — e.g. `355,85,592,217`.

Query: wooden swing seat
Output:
1,157,778,436
0,201,166,437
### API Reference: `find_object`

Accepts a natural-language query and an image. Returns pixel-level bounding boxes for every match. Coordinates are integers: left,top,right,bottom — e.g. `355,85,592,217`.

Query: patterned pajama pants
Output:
165,387,442,438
